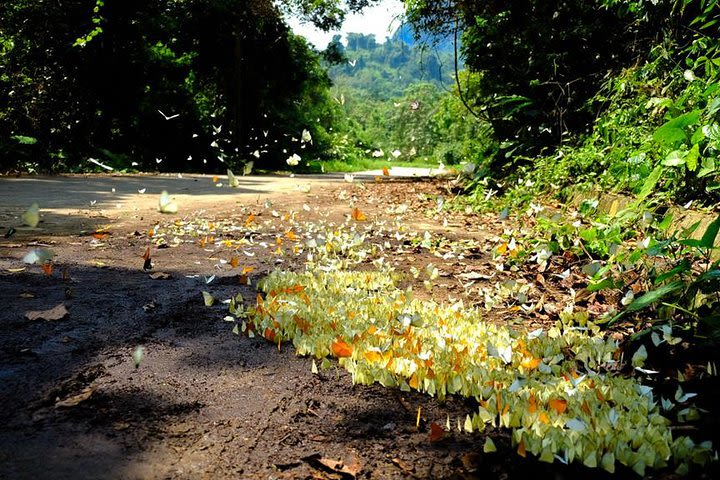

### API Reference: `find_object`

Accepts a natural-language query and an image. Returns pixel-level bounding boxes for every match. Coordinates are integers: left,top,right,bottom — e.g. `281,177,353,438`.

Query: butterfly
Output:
22,203,40,228
158,109,179,120
227,169,240,187
158,191,178,214
142,247,152,271
88,158,113,171
243,161,254,176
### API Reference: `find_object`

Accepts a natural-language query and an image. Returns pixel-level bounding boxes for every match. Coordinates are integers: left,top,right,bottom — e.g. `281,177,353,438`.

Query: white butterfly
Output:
158,190,178,214
243,161,254,176
212,124,222,135
263,130,269,137
227,169,239,187
22,203,40,228
88,158,113,171
301,129,312,144
157,109,179,120
348,59,356,67
23,247,53,264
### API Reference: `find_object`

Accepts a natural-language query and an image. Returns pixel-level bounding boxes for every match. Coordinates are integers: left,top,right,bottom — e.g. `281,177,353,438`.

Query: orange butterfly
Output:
351,207,366,221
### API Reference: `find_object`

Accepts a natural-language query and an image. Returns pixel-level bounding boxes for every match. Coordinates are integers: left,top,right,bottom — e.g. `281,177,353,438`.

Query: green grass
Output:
307,157,439,173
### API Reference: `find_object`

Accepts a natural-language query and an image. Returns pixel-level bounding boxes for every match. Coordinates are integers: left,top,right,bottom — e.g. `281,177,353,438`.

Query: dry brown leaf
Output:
26,303,68,321
303,453,362,479
55,387,93,408
149,272,172,280
391,457,415,476
429,422,446,442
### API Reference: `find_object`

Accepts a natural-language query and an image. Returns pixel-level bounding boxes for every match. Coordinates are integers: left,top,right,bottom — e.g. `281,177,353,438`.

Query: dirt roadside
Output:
0,173,709,480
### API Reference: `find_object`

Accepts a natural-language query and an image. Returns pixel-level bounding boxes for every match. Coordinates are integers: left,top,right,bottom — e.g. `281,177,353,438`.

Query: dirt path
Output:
0,173,706,479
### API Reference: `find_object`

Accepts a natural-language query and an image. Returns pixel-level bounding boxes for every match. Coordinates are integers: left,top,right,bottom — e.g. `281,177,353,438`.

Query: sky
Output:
284,0,406,49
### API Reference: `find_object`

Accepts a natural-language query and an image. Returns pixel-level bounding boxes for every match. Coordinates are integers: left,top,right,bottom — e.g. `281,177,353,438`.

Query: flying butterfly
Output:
158,191,178,214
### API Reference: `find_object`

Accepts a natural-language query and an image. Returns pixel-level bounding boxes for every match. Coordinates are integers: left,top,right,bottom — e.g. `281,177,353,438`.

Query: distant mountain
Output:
392,23,457,53
325,31,456,100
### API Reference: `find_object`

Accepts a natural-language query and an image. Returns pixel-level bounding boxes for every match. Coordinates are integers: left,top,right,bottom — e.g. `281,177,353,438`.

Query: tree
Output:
0,0,378,171
403,0,675,163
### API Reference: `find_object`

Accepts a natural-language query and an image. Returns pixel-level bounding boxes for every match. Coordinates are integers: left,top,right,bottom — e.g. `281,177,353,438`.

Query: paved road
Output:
0,169,451,234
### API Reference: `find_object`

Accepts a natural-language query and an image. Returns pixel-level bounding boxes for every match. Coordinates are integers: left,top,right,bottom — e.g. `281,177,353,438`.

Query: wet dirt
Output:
0,174,715,479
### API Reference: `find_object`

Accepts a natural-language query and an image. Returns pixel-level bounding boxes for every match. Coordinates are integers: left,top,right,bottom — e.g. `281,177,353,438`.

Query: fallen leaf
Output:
7,267,26,273
429,422,446,442
230,256,239,268
382,166,390,176
303,453,362,479
55,387,93,408
245,213,255,227
391,457,415,475
26,303,68,321
149,272,172,280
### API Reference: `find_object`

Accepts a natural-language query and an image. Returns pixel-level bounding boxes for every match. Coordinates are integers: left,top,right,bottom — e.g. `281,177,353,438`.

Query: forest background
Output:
1,0,719,212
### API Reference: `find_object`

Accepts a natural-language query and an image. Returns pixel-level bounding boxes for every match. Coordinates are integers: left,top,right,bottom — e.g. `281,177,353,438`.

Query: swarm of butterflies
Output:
231,223,713,476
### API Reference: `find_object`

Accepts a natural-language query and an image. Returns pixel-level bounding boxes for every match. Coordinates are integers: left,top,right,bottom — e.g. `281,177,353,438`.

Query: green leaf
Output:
657,213,674,231
637,165,663,200
692,268,720,294
626,281,685,312
703,123,720,142
662,150,686,167
653,110,701,145
685,144,700,172
699,214,720,249
653,127,686,145
587,278,616,292
11,135,37,145
707,98,720,117
664,110,702,129
697,157,716,178
654,260,691,284
698,315,720,337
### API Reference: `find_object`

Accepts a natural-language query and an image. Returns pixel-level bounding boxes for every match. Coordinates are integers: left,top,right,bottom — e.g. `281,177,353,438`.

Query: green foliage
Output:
0,0,366,172
325,33,491,166
405,0,668,164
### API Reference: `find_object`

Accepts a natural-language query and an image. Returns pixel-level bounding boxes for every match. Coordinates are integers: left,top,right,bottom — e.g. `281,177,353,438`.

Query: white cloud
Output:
285,0,406,49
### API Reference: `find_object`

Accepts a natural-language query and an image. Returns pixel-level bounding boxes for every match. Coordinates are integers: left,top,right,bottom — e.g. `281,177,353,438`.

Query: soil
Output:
0,174,717,479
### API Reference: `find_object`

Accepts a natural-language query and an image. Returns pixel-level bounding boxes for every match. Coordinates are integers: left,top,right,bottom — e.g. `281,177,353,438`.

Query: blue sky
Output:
285,0,406,49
